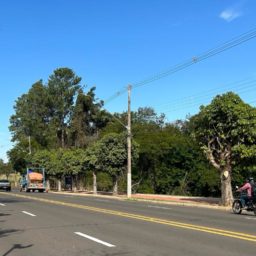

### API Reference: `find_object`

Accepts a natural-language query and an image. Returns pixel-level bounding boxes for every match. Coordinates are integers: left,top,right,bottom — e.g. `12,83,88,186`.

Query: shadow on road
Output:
0,198,30,204
83,249,131,256
0,228,22,238
2,244,33,256
0,213,11,217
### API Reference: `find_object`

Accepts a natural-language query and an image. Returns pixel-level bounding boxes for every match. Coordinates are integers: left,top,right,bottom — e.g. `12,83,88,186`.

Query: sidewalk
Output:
50,190,229,210
130,193,229,210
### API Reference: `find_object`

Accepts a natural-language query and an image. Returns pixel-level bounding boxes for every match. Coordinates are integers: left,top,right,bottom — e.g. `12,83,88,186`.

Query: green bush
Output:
97,172,112,192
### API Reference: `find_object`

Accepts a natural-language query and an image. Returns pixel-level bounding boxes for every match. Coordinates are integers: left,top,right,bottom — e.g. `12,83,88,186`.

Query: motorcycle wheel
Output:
232,200,242,214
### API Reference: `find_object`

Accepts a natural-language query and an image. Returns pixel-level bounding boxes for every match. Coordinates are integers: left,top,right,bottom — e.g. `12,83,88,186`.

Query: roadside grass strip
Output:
7,193,256,243
74,232,116,247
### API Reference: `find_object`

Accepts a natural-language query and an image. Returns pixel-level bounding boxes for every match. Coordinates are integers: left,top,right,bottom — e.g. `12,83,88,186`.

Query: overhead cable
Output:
104,28,256,105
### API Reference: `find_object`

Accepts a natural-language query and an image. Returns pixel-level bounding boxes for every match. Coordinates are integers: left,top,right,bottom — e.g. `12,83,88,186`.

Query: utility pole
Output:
127,85,132,198
28,135,31,155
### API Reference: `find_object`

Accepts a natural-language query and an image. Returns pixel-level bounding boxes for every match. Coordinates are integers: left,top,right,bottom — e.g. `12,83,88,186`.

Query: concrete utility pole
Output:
127,85,132,198
28,135,31,155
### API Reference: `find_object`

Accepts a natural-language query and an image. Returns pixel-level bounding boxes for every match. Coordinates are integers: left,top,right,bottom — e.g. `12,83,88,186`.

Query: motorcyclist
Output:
249,177,255,198
237,177,254,207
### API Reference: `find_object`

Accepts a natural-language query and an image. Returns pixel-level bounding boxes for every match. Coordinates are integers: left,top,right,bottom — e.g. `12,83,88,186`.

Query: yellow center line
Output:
5,192,256,243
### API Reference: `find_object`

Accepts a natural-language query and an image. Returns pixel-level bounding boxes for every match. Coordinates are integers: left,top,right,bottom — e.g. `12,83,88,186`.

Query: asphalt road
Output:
1,191,256,256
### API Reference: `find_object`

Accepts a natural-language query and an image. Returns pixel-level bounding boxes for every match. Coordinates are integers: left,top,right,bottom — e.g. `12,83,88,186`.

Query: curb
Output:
48,191,230,211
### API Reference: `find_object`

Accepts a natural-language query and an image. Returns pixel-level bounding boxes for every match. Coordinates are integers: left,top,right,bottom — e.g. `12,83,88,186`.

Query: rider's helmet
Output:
248,177,254,184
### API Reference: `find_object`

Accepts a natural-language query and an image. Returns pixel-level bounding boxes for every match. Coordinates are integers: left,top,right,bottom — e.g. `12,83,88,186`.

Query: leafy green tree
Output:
59,149,86,191
190,92,256,205
84,142,102,194
133,123,217,195
99,133,129,194
69,87,110,147
30,149,62,190
0,159,13,179
47,68,81,148
102,107,216,196
9,80,50,152
7,142,33,174
133,107,165,127
30,150,54,174
85,133,139,195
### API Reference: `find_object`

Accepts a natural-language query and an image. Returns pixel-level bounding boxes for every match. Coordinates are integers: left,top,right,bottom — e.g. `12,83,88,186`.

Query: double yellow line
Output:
6,193,256,243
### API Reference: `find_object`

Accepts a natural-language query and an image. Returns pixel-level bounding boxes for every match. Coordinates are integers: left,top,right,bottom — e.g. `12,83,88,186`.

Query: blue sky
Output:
0,0,256,162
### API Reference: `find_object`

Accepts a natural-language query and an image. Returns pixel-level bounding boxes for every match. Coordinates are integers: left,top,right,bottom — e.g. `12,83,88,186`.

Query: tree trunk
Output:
113,177,118,195
78,174,85,191
72,175,78,192
93,171,97,195
220,165,233,206
46,180,50,191
57,178,62,192
61,128,65,148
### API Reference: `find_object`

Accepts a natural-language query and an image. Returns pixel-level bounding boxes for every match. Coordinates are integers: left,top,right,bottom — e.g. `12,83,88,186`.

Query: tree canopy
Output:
190,92,256,205
7,68,256,203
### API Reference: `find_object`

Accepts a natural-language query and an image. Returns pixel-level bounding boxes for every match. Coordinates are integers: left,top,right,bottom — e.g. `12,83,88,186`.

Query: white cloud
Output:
219,6,243,22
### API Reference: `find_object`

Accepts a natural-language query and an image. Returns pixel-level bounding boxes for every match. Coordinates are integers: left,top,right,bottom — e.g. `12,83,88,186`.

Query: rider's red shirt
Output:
238,183,252,197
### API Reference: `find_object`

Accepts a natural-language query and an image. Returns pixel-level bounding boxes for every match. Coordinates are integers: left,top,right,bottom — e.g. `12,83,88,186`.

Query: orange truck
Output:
20,168,46,192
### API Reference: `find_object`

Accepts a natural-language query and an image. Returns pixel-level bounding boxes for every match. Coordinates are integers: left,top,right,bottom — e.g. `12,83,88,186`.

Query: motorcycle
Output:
232,186,256,215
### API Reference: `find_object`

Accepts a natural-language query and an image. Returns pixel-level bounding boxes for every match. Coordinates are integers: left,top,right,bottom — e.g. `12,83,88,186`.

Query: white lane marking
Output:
95,199,110,202
74,232,116,247
22,211,36,217
0,203,6,206
245,217,256,220
148,205,172,210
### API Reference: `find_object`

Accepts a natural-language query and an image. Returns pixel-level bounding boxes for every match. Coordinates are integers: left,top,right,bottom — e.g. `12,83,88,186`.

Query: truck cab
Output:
20,167,46,192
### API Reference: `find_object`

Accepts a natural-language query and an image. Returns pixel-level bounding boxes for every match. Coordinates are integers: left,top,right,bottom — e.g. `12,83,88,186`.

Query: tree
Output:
133,122,217,195
84,142,102,194
0,159,13,179
7,145,28,174
101,107,216,196
47,68,81,148
30,149,63,191
85,133,139,195
190,92,256,206
9,80,50,152
133,107,165,127
69,87,110,147
99,133,128,195
59,149,86,191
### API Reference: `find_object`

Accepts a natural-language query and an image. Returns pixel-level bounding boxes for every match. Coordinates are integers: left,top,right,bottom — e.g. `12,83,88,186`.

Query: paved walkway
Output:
130,193,229,210
49,190,229,210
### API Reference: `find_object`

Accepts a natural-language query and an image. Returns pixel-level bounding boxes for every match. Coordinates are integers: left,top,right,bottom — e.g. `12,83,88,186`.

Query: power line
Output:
153,77,256,109
103,28,256,105
132,28,256,89
157,86,256,115
104,87,127,105
103,80,256,131
155,80,256,113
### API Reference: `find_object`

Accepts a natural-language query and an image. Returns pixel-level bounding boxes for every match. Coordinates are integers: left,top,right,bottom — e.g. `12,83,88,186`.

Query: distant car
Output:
0,179,11,191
